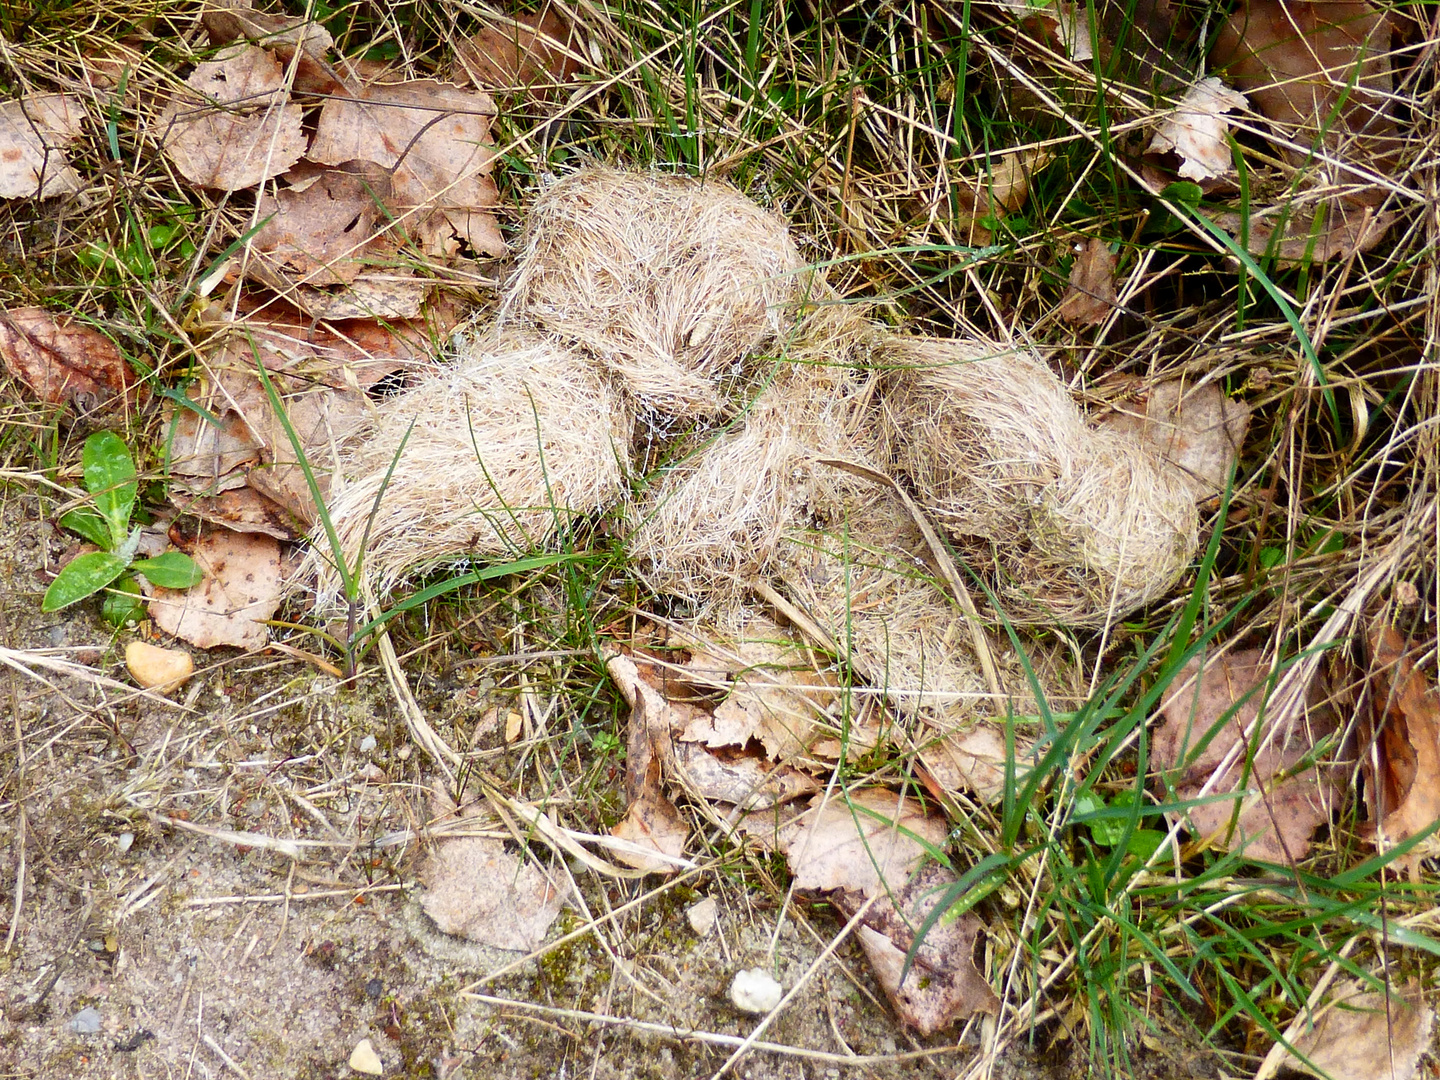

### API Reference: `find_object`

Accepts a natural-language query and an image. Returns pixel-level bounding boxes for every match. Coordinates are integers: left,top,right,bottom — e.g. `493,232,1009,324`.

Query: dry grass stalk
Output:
873,334,1199,627
315,328,632,599
500,166,813,417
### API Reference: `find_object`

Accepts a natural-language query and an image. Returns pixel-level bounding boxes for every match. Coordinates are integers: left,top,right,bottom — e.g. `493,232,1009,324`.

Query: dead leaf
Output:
918,723,1035,804
0,307,139,414
419,793,567,951
453,9,581,92
161,46,306,191
1058,238,1118,325
288,272,430,321
148,527,283,650
1215,199,1396,262
253,164,398,287
1360,627,1440,878
1153,649,1352,863
173,488,302,540
1146,77,1248,181
201,0,341,94
952,149,1051,246
1279,979,1433,1080
308,80,500,215
1099,379,1251,500
836,862,998,1035
778,789,946,896
674,742,819,811
607,653,691,873
1212,0,1399,183
0,94,86,199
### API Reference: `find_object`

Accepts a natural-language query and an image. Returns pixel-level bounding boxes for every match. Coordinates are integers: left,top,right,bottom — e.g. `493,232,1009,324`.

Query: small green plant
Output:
43,431,204,622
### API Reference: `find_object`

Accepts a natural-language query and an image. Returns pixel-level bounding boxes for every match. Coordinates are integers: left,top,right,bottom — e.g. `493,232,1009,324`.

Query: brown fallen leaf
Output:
1212,0,1398,182
952,149,1051,246
0,94,86,199
288,272,431,321
1215,198,1396,263
1099,379,1251,500
607,653,692,874
836,862,998,1035
253,164,399,287
1360,627,1440,878
918,722,1035,805
777,789,946,895
201,0,341,95
1278,979,1433,1080
161,46,306,191
1058,238,1118,325
173,488,302,541
1146,77,1248,182
148,526,284,650
1153,649,1352,863
307,79,503,255
452,9,581,92
419,791,568,951
0,307,140,414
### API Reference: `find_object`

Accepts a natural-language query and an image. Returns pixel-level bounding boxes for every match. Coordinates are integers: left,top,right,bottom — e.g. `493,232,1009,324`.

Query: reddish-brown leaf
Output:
0,307,139,414
452,9,581,93
1058,238,1118,325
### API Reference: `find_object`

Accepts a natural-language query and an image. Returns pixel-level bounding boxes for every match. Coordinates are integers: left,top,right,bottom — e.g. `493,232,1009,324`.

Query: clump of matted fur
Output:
627,304,882,616
313,328,632,599
873,334,1198,627
500,166,812,418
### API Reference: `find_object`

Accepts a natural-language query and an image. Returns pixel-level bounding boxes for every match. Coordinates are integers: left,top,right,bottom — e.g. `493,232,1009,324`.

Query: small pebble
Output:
729,968,783,1014
125,641,194,693
359,735,377,753
66,1006,102,1035
686,897,718,937
349,1037,384,1075
117,831,135,854
365,978,384,1000
504,710,523,743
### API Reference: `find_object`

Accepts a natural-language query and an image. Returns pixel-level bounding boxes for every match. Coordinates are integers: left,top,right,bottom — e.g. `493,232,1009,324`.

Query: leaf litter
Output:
0,93,86,199
0,306,142,415
1278,979,1433,1080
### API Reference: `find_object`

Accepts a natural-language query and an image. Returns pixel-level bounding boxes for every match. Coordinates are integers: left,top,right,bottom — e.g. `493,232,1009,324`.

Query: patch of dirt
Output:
0,492,992,1079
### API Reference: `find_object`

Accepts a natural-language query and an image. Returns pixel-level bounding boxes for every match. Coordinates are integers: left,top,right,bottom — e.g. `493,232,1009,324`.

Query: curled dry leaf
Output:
0,94,86,199
952,149,1052,246
147,527,284,650
419,794,568,951
1099,379,1251,500
606,653,691,874
1058,238,1118,326
836,862,998,1035
0,307,139,414
1360,626,1440,878
918,722,1035,805
452,9,581,92
674,741,818,811
1146,76,1248,182
161,46,305,191
1214,199,1396,263
1279,979,1433,1080
1153,649,1353,863
201,0,340,95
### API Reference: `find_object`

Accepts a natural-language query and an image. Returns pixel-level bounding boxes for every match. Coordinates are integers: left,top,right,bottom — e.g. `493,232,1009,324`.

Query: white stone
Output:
686,897,717,937
348,1038,383,1075
359,735,377,753
729,968,783,1014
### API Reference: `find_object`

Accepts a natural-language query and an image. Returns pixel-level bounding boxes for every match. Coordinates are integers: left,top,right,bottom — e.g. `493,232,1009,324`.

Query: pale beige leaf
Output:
1154,649,1352,863
1100,380,1250,500
1280,979,1433,1080
289,273,429,321
918,722,1035,804
147,528,283,651
674,742,818,811
610,791,689,874
420,835,567,951
308,80,500,212
161,46,305,191
778,789,946,897
0,94,85,199
173,487,301,540
1058,238,1117,326
1147,77,1248,181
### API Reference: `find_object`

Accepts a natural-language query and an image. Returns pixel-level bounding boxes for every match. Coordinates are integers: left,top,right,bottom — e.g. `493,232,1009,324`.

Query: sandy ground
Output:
0,491,1035,1080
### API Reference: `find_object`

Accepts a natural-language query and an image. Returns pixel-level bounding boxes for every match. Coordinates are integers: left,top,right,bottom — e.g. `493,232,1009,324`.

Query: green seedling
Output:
44,431,204,622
